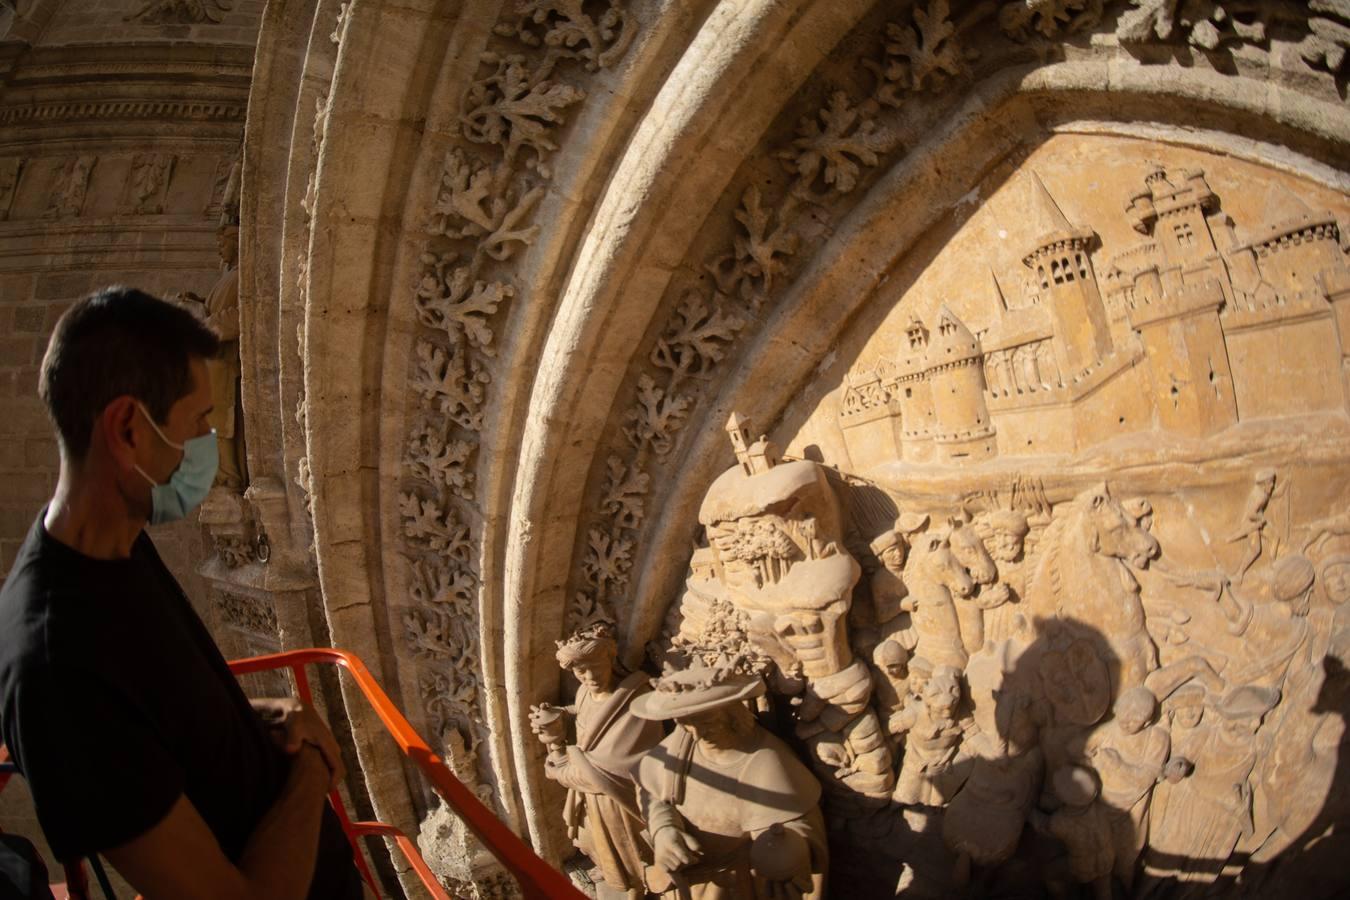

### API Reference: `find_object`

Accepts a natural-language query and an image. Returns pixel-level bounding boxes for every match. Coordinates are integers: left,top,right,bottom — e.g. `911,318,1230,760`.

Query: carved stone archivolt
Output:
270,0,1350,893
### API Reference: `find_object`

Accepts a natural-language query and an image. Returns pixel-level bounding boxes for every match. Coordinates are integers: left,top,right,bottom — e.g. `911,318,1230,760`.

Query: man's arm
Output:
104,743,332,900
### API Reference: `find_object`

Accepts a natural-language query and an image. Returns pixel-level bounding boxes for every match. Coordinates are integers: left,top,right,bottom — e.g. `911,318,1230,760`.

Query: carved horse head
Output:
908,530,976,599
948,515,997,586
1073,482,1159,570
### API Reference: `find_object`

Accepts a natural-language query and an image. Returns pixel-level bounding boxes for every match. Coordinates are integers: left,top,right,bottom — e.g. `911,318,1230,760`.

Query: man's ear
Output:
99,396,142,468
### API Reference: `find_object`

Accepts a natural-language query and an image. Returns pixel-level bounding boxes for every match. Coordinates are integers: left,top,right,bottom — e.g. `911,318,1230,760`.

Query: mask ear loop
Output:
133,402,184,487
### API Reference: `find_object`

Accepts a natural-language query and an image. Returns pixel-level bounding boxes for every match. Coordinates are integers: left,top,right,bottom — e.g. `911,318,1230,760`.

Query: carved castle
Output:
841,166,1350,467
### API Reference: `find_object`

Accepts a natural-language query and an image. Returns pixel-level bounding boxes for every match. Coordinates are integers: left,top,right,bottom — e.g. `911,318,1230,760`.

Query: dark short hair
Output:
39,286,221,460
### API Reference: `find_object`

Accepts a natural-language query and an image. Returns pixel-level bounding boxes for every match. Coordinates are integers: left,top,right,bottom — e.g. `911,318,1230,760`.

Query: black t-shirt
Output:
0,513,361,899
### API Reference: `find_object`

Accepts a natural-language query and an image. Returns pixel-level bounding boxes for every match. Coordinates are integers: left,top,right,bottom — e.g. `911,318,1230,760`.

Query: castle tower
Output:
923,305,995,461
1237,184,1343,302
725,412,754,474
895,315,935,462
1119,166,1238,437
1021,172,1112,376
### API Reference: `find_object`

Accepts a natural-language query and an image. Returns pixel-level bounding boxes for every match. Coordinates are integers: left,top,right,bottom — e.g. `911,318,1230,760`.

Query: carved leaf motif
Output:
600,455,649,530
460,54,586,171
427,149,545,260
398,492,473,563
870,0,966,100
420,668,482,725
623,373,690,457
708,187,799,309
412,340,491,430
1116,0,1268,50
1302,0,1350,73
497,0,637,71
568,590,617,629
405,605,478,661
780,92,889,194
650,290,747,380
1000,0,1105,41
582,528,633,591
408,557,476,615
414,252,511,353
406,416,476,500
125,0,233,24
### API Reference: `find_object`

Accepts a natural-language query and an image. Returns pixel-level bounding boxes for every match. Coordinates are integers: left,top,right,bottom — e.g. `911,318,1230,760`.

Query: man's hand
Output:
251,698,346,791
653,826,702,872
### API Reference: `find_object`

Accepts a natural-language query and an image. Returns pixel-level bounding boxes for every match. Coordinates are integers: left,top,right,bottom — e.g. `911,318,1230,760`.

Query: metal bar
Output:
228,649,585,900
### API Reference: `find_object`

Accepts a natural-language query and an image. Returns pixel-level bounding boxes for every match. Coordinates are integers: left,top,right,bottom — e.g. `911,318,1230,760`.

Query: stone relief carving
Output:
44,155,96,219
397,0,643,819
529,624,663,899
0,157,23,220
121,152,174,215
124,0,233,24
216,590,279,635
631,666,828,900
545,137,1350,894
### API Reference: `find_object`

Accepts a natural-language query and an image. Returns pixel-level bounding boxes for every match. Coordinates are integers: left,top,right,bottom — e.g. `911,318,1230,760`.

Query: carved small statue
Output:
1084,686,1171,890
631,667,827,900
1213,554,1316,693
1033,765,1116,900
891,664,969,806
943,690,1042,889
1139,684,1279,886
980,508,1031,642
1228,468,1277,583
529,624,663,900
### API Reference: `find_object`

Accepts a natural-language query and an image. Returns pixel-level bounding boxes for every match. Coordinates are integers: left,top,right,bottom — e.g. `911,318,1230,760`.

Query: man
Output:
0,287,363,898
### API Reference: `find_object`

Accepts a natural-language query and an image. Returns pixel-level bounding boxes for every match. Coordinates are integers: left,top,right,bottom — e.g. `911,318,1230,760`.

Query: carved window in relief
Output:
1075,252,1089,280
1038,264,1048,289
1174,221,1194,246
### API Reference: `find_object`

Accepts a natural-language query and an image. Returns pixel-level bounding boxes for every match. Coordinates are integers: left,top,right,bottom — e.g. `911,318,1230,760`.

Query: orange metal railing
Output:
228,648,585,900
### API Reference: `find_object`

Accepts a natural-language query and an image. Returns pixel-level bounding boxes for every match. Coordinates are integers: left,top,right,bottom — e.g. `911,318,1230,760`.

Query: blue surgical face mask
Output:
133,402,219,525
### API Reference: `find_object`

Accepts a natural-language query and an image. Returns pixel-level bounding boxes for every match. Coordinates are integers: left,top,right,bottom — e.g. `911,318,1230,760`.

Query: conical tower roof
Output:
925,304,981,367
1024,172,1094,265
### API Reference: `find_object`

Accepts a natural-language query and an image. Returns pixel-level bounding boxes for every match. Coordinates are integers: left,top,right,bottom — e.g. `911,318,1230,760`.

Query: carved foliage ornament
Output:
125,0,233,24
396,0,640,799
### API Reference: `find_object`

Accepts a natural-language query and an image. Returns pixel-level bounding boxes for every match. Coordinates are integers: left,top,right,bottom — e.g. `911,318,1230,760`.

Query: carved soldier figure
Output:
1033,765,1116,900
943,690,1042,889
1084,686,1170,890
891,664,969,806
1228,468,1277,583
868,512,927,627
1214,554,1316,693
980,509,1030,643
530,624,664,900
632,668,828,900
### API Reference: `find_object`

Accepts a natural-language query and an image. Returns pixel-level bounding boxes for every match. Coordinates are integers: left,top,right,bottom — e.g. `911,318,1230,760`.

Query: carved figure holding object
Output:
633,668,827,900
1085,686,1170,891
538,624,663,900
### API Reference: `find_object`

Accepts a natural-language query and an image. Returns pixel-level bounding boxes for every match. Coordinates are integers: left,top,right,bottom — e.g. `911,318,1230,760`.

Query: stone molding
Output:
275,0,1350,875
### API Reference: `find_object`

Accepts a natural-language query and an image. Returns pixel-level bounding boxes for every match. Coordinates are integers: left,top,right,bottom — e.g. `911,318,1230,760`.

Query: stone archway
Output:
254,0,1350,893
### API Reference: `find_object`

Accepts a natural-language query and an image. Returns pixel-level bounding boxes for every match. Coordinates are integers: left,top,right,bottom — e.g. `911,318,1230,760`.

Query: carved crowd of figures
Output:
537,415,1350,898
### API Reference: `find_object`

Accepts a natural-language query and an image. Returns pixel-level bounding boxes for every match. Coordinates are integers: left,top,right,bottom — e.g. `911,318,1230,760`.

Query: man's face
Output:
884,661,908,681
678,708,738,750
990,532,1022,563
1173,706,1202,730
880,545,905,571
218,227,239,267
1325,563,1350,605
570,655,613,693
